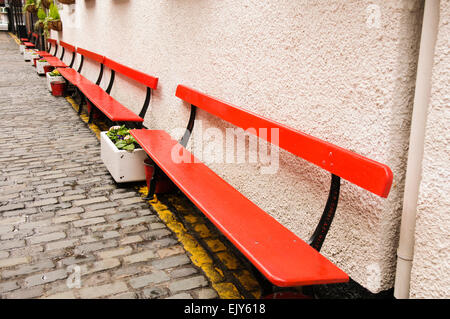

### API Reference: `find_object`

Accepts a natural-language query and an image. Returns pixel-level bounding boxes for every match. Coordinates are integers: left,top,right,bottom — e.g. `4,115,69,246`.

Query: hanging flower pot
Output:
49,20,62,32
58,0,76,4
26,5,37,13
42,0,52,9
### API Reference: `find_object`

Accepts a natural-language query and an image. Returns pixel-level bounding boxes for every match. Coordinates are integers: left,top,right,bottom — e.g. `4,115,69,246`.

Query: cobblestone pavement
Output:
0,32,222,299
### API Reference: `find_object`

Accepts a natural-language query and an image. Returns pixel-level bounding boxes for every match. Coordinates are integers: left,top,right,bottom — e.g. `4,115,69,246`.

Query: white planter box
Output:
36,60,50,75
30,54,40,66
46,72,64,92
100,131,147,183
24,49,37,61
20,44,25,54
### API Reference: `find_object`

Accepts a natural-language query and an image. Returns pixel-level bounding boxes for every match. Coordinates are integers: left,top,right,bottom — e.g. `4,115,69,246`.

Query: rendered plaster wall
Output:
409,0,450,299
54,0,425,293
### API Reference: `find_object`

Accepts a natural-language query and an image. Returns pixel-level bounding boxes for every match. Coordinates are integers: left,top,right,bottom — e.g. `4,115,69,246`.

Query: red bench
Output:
31,34,53,58
44,40,76,68
130,85,393,295
22,32,35,48
57,48,158,127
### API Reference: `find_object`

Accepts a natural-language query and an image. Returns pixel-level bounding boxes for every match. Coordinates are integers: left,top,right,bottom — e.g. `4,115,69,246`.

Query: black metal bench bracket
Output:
180,104,197,148
138,87,152,119
307,174,341,252
77,56,84,73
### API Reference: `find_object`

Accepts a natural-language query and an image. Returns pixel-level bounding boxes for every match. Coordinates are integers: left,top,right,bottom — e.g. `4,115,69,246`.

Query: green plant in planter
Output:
49,69,60,76
106,125,141,152
42,3,61,37
23,0,37,13
34,6,47,31
38,59,47,63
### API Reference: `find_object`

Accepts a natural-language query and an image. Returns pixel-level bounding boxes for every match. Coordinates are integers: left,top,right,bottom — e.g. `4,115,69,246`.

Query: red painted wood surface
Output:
36,51,53,57
103,57,158,90
57,68,144,123
175,85,393,198
46,38,57,45
76,47,104,64
130,129,349,287
59,41,76,53
46,57,67,68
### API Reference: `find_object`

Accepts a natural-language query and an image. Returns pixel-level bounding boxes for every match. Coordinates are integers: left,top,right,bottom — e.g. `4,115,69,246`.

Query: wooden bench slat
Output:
176,85,393,198
57,68,83,85
104,57,158,90
130,129,349,287
46,57,67,68
59,41,76,53
76,47,104,64
79,82,144,122
58,68,144,123
36,51,53,57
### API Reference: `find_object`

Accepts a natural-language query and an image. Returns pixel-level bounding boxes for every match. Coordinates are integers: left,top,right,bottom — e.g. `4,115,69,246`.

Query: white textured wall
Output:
53,0,425,293
410,0,450,299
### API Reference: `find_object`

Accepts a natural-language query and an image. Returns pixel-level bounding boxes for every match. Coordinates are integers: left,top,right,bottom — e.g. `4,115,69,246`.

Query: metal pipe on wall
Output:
394,0,440,299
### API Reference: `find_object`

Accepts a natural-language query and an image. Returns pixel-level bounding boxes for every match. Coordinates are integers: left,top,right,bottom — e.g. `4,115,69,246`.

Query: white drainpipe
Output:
394,0,440,299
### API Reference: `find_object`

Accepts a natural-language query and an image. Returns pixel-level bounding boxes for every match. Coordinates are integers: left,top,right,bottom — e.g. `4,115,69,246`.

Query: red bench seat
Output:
131,129,349,287
46,57,68,68
57,67,144,123
130,85,393,293
36,51,54,58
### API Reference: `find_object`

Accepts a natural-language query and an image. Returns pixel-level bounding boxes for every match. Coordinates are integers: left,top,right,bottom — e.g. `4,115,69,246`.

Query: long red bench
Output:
43,40,76,68
20,32,33,47
57,48,158,127
130,85,393,296
31,35,53,59
22,32,35,48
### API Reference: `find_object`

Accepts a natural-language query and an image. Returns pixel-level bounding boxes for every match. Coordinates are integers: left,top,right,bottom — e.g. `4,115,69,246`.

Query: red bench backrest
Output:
76,47,104,64
60,41,76,53
47,38,57,45
175,85,393,198
103,57,158,90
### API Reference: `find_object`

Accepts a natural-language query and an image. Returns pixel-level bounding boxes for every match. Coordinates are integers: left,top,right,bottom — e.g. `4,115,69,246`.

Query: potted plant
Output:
24,48,39,62
46,69,64,91
41,0,52,9
36,58,50,75
34,7,47,32
47,3,61,31
101,125,147,183
23,0,38,13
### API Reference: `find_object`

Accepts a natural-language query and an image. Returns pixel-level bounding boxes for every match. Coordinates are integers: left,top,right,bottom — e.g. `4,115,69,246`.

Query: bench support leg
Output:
249,264,274,297
88,101,94,124
78,93,85,115
307,174,341,252
143,158,159,200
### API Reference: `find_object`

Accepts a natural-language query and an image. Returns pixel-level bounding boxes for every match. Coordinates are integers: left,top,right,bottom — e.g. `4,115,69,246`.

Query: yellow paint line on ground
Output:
8,32,21,45
138,187,244,299
65,97,103,140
